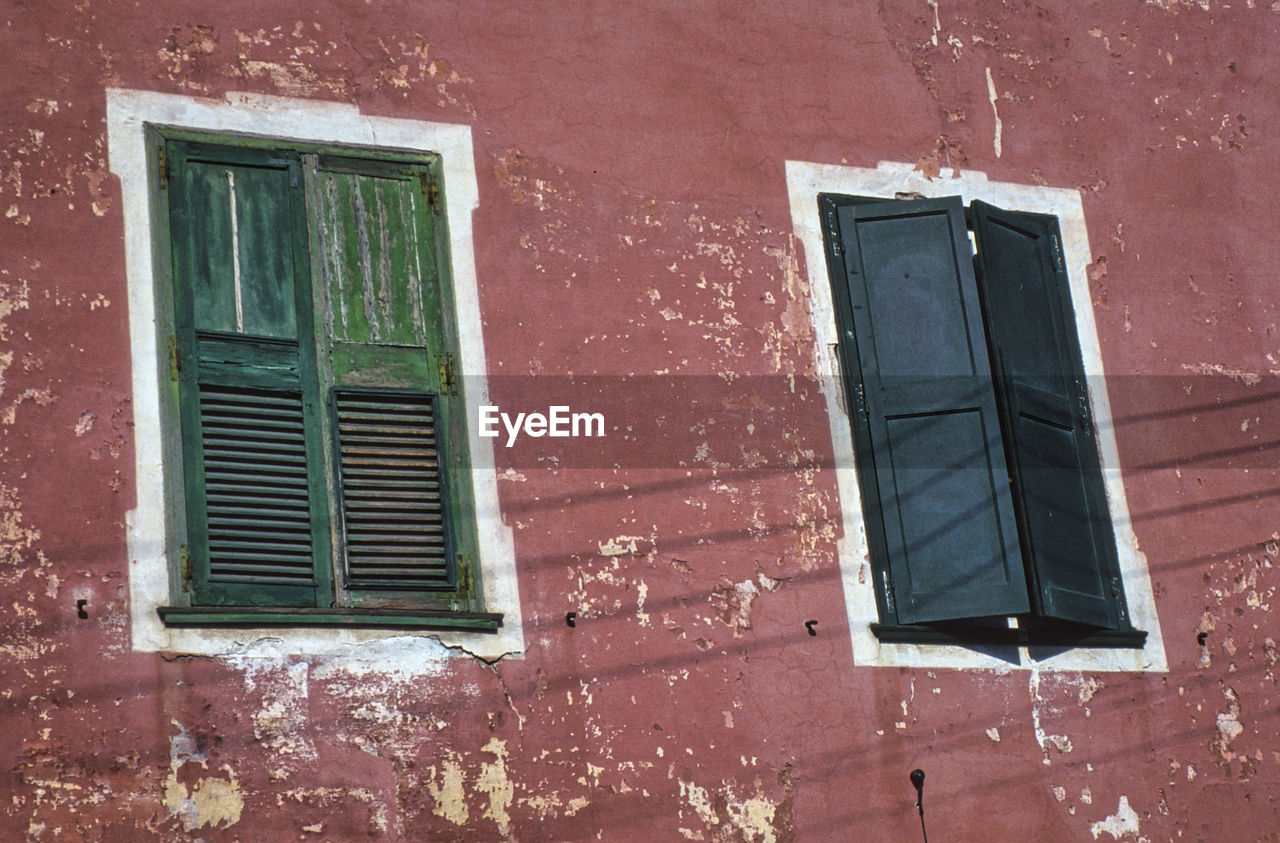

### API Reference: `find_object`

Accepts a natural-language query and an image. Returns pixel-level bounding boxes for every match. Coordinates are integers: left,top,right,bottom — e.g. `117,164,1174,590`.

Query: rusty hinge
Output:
179,544,192,589
438,353,458,396
167,336,181,382
1076,378,1092,429
824,206,843,257
419,174,441,215
457,557,472,596
853,382,867,416
157,144,170,190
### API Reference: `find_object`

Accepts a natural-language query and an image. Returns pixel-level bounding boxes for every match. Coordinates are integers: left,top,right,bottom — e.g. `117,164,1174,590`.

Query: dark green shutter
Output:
308,156,475,601
971,201,1123,628
168,142,330,607
832,196,1030,623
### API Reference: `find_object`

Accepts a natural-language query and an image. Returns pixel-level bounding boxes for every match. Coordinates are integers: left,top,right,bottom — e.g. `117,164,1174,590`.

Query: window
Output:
819,192,1143,649
152,133,499,631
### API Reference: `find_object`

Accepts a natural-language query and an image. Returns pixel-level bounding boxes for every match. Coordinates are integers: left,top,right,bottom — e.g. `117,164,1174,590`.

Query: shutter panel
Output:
835,197,1030,623
971,201,1122,628
308,157,471,598
168,142,330,606
199,385,315,588
333,391,453,588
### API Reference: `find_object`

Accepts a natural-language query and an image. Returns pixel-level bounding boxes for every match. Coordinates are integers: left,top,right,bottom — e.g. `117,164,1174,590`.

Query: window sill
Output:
871,622,1147,650
158,606,503,633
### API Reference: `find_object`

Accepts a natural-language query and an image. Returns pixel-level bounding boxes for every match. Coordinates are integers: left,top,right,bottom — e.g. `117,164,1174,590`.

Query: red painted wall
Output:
2,1,1277,838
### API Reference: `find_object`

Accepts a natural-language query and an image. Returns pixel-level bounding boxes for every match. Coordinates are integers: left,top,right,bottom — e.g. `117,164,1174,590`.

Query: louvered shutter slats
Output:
334,392,454,589
198,385,316,586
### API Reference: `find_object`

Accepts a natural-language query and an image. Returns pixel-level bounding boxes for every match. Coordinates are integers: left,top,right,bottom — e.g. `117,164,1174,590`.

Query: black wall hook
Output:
566,611,577,628
910,768,927,842
804,620,818,636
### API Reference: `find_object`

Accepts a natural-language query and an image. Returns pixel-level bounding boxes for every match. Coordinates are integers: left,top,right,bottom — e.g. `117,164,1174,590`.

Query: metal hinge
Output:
883,573,896,615
853,382,867,416
167,336,181,382
157,145,170,190
457,557,472,596
179,544,192,589
1076,378,1092,429
824,206,843,257
438,353,458,396
419,174,441,215
1050,233,1066,275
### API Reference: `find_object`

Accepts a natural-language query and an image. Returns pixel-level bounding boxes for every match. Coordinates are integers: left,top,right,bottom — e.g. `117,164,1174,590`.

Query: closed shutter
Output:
971,201,1123,628
308,156,473,600
832,196,1030,623
168,142,331,607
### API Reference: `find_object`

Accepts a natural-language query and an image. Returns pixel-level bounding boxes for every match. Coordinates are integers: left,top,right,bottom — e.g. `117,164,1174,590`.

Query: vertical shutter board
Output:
333,391,455,590
314,168,430,348
198,385,317,586
838,197,1030,624
176,158,298,340
232,165,298,339
971,201,1121,628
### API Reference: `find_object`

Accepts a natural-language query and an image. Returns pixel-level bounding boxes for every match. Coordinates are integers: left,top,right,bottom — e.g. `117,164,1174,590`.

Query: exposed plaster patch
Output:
162,721,243,832
599,535,646,557
678,774,791,842
1210,686,1244,765
1089,795,1141,839
985,67,1003,158
711,572,782,636
427,750,469,825
1029,670,1073,764
1180,361,1262,386
476,738,514,832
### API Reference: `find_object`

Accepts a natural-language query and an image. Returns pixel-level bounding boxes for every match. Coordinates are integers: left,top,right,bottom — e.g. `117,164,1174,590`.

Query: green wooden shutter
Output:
971,201,1123,628
167,141,331,607
831,196,1030,623
307,155,477,605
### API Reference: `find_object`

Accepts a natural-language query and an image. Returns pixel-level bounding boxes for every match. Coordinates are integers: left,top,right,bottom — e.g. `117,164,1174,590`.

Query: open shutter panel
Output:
971,201,1122,628
836,197,1030,623
310,158,464,594
168,143,329,607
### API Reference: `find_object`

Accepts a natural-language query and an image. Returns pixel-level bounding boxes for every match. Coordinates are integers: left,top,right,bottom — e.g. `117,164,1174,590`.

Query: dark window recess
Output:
819,193,1143,648
159,136,495,629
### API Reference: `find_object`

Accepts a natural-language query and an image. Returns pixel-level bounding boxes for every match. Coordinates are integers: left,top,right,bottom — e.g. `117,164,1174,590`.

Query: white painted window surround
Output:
107,89,523,664
786,160,1166,672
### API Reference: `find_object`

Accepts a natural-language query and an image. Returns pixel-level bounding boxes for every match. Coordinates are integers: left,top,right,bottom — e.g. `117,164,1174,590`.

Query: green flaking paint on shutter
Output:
333,390,455,589
971,201,1123,628
307,156,480,607
833,196,1030,623
313,162,431,348
168,140,330,607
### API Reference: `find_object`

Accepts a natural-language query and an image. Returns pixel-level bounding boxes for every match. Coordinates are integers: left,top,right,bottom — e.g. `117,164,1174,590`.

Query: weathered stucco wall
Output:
2,0,1277,839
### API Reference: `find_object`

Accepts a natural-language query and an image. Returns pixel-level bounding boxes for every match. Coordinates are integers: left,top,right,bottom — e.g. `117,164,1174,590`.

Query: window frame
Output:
152,130,496,628
786,159,1166,671
109,89,522,661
